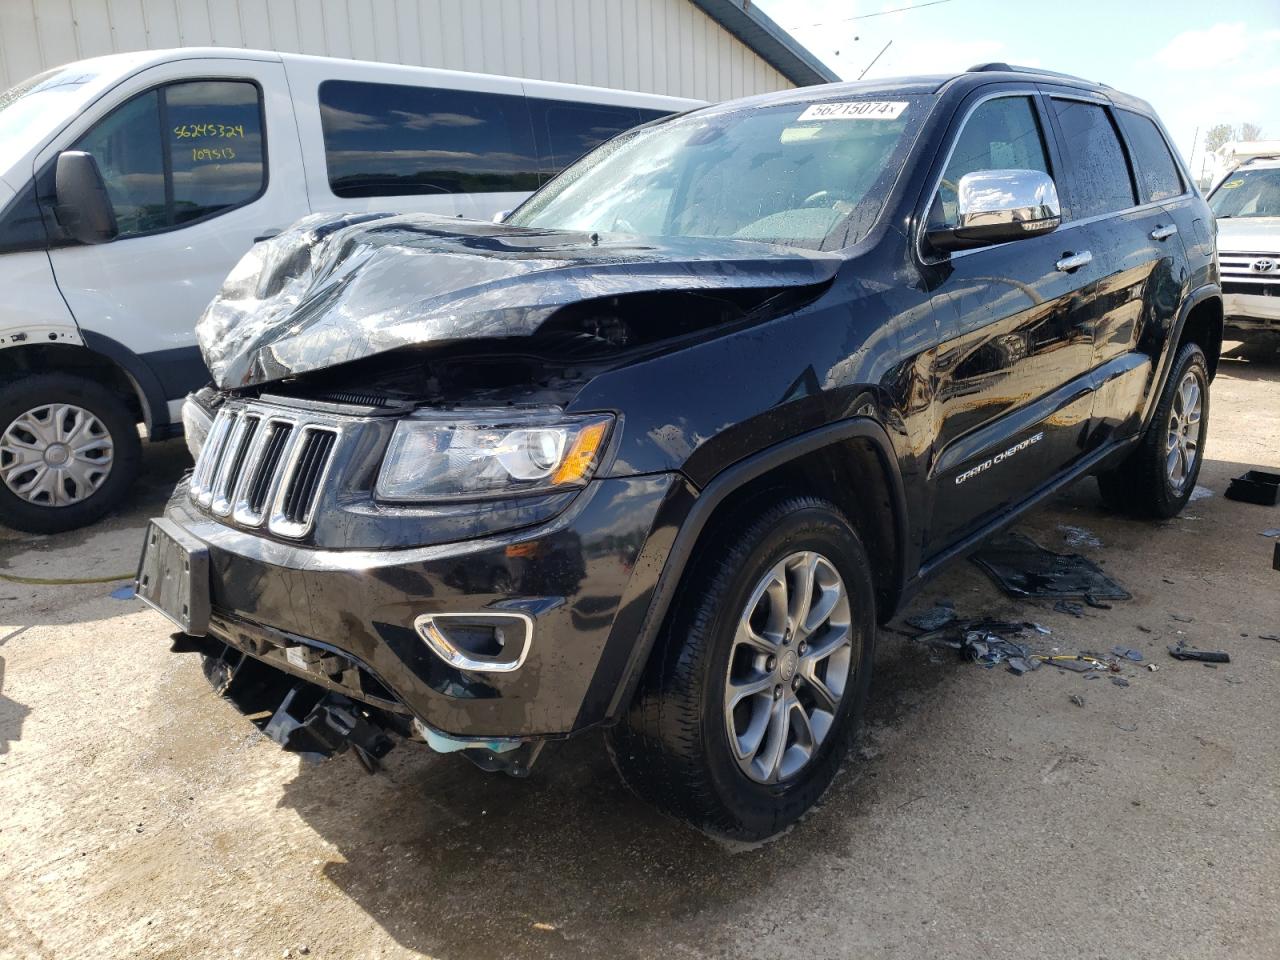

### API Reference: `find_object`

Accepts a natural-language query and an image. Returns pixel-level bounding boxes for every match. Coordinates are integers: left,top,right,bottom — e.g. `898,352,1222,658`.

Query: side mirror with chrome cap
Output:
927,168,1061,252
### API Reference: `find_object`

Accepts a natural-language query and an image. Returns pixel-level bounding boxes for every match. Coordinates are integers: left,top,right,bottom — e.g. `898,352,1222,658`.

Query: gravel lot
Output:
2,341,1279,960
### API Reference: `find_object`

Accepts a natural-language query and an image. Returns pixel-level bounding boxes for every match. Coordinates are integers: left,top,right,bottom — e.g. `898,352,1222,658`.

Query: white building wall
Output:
0,0,796,98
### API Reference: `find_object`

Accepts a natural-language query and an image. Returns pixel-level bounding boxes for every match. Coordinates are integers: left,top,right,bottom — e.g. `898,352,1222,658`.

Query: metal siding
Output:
0,0,798,98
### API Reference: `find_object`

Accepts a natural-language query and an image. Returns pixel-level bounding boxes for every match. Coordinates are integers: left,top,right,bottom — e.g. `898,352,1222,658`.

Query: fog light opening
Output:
413,612,533,673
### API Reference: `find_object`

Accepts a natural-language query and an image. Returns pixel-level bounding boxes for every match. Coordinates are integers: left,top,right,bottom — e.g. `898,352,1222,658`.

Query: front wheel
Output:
0,373,141,533
606,496,876,840
1097,342,1209,518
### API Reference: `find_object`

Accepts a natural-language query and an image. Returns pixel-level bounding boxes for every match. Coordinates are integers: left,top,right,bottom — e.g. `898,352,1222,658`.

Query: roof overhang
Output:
689,0,840,87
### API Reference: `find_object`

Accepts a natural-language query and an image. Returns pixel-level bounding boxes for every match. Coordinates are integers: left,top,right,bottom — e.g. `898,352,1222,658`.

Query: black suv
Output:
138,65,1221,840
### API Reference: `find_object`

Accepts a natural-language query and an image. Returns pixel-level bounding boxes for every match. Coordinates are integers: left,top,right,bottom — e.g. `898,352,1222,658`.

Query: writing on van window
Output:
191,147,237,162
173,122,247,140
72,79,265,239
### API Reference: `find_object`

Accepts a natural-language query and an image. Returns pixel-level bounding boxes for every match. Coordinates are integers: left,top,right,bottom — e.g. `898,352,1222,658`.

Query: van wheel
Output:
1097,342,1209,519
606,496,876,840
0,374,141,533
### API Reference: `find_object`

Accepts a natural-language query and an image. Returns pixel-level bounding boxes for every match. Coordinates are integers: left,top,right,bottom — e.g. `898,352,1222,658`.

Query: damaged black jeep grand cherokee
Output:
138,65,1221,840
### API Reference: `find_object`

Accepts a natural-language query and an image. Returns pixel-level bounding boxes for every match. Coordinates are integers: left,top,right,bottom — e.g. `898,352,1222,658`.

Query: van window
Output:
1116,110,1184,203
318,80,540,197
528,99,641,177
72,80,266,239
932,95,1051,226
1051,99,1137,218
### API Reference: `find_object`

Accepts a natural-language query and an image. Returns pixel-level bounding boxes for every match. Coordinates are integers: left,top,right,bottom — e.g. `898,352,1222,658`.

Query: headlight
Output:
180,396,213,461
376,409,614,502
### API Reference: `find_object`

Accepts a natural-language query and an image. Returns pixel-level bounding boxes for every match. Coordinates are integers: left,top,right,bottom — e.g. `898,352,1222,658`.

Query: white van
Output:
0,48,697,532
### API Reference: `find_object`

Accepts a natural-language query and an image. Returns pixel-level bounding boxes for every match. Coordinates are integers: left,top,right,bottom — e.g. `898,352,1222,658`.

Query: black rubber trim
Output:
1139,282,1221,427
78,329,171,434
604,416,909,721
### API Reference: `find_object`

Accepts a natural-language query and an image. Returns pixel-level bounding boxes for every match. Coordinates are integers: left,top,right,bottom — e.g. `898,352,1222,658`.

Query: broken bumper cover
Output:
154,472,691,741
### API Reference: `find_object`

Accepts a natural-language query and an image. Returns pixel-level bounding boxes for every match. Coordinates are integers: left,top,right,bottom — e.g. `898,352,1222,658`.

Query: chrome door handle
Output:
1055,251,1093,272
1150,224,1178,241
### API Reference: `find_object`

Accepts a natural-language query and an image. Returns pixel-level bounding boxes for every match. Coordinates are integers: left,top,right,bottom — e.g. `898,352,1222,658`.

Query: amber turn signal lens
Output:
553,420,609,485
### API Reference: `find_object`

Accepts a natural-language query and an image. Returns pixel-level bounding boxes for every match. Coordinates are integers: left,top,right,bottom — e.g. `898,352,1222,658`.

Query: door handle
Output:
1150,224,1178,241
1055,251,1093,273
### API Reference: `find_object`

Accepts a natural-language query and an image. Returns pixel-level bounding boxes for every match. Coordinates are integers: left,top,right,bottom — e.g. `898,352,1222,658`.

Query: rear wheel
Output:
606,496,876,840
0,373,141,533
1097,342,1209,518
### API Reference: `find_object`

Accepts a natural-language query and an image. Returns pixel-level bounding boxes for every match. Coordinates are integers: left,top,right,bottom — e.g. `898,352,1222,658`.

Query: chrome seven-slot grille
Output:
189,402,342,538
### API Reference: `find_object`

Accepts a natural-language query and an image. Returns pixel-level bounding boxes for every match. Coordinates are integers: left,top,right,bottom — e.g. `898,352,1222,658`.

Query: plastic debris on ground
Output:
1111,645,1144,662
110,585,135,601
1058,524,1102,548
971,532,1131,601
1224,469,1280,506
1168,642,1231,663
1190,484,1214,502
904,602,957,631
1261,529,1280,539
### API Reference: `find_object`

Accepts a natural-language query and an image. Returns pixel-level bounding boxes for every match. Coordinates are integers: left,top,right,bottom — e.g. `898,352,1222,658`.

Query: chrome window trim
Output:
916,86,1194,265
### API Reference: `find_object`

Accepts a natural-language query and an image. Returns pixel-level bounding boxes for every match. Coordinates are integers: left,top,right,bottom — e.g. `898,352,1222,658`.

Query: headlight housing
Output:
180,395,214,461
376,409,614,502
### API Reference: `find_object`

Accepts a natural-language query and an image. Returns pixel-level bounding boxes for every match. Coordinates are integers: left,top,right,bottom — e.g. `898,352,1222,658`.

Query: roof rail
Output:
966,62,1102,85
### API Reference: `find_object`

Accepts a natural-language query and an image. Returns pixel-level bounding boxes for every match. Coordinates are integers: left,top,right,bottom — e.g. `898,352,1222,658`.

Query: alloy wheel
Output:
1165,370,1203,494
1,403,114,507
723,550,854,784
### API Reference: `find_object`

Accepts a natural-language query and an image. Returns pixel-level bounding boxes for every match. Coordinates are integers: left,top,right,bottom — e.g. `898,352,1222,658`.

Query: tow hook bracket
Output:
263,686,395,764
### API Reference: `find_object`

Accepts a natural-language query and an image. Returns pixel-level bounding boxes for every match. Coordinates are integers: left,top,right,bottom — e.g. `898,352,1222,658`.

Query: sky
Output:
753,0,1280,179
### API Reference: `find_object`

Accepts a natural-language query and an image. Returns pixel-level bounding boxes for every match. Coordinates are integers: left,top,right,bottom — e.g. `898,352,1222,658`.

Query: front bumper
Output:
156,473,694,739
1223,290,1280,331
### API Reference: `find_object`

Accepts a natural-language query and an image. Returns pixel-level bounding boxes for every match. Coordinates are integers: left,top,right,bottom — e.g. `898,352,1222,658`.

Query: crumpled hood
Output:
1215,216,1280,255
197,212,844,389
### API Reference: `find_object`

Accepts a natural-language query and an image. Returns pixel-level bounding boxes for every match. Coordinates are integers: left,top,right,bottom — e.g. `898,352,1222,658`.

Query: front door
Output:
921,92,1098,555
40,57,308,418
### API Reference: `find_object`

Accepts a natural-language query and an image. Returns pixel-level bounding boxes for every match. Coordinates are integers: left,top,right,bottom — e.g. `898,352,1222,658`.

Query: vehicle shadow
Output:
1220,338,1280,374
0,627,31,755
275,633,950,960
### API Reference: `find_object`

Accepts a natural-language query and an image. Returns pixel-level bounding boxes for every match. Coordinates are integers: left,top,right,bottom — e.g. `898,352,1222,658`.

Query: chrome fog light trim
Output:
413,611,533,673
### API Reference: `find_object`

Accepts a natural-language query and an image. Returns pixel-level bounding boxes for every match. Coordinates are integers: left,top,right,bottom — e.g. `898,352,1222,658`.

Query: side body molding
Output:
603,416,910,722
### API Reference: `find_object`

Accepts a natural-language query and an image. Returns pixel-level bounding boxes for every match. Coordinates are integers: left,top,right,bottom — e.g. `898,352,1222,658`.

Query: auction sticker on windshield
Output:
797,101,908,122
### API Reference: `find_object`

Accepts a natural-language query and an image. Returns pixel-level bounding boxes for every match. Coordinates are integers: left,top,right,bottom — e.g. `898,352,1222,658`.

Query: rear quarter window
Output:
1116,110,1184,203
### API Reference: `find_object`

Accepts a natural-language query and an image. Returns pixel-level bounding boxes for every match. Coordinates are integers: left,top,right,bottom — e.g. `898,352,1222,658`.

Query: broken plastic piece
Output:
971,532,1130,600
1168,645,1230,663
1054,600,1085,617
1112,676,1130,687
1111,645,1144,662
905,603,957,631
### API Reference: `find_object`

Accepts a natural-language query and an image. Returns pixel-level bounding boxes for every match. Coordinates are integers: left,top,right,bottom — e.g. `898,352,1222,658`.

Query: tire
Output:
0,373,142,533
1096,342,1209,519
606,495,877,840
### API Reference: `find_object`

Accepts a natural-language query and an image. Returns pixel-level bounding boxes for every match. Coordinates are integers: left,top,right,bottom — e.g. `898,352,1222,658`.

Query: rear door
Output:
40,57,307,417
921,89,1098,554
1042,92,1188,446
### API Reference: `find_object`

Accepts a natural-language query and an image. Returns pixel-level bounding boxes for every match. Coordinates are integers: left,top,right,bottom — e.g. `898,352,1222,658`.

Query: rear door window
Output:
72,79,266,238
1115,109,1184,203
1050,99,1137,219
318,80,540,197
528,99,641,178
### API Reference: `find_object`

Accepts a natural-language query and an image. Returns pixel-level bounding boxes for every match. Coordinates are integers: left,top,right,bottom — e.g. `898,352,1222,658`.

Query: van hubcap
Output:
1,404,114,507
724,550,853,784
1166,371,1202,494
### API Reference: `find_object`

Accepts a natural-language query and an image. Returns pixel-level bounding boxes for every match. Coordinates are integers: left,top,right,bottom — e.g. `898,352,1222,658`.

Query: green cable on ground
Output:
0,572,134,586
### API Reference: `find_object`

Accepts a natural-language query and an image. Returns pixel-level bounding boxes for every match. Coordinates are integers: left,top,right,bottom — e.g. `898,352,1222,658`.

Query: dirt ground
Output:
2,341,1279,960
